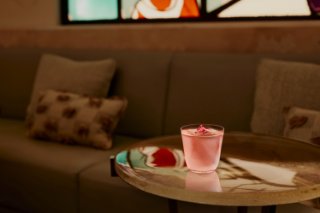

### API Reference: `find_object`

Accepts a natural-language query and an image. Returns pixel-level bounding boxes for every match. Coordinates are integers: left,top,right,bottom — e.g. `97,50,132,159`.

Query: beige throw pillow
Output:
27,54,116,119
251,58,320,136
27,90,127,150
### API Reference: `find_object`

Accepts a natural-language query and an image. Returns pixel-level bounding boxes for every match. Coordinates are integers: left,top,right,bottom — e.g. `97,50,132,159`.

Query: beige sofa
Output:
0,48,319,213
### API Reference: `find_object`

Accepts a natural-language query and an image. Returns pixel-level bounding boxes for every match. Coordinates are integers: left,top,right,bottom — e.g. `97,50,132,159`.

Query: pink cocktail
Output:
181,124,224,173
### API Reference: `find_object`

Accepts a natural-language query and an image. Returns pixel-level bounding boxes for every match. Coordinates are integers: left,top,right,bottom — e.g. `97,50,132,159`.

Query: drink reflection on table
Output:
185,171,222,192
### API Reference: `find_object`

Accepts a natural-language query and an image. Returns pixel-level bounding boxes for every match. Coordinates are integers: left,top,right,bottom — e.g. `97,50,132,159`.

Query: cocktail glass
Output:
181,124,224,173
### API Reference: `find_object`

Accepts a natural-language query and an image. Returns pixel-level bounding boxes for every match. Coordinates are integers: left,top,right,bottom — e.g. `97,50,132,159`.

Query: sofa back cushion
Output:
101,50,172,138
164,52,320,135
164,53,258,134
0,49,40,120
0,49,172,138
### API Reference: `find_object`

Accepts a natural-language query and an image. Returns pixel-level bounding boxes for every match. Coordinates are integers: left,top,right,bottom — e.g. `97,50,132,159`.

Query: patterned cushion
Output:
283,106,320,146
27,90,127,150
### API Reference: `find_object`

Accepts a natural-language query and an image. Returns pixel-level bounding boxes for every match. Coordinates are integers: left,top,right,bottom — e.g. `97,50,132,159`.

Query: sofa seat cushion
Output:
79,161,169,213
0,118,140,213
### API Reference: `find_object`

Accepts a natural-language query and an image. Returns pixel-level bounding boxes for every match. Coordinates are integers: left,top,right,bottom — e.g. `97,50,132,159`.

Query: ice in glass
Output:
181,124,224,173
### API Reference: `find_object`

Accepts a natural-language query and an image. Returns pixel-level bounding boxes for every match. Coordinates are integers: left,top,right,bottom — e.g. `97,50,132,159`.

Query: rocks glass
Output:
181,124,224,173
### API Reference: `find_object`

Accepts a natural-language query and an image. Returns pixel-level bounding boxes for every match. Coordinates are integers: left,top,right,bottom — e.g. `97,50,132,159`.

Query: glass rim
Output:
180,123,224,132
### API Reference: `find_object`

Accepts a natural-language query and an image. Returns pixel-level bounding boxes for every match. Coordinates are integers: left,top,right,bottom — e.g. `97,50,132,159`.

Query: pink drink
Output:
181,124,224,173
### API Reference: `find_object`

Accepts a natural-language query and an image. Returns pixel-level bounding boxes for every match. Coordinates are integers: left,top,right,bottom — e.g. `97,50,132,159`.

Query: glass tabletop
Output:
115,132,320,206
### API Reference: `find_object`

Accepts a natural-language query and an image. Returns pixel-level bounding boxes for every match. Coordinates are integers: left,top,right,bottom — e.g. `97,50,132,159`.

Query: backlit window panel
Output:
122,0,201,19
61,0,319,24
206,0,232,13
68,0,118,21
218,0,311,18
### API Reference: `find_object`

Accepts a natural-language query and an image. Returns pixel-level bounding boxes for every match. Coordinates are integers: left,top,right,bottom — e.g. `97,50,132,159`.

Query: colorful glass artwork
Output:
62,0,319,24
206,0,232,13
122,0,201,19
218,0,311,18
67,0,118,21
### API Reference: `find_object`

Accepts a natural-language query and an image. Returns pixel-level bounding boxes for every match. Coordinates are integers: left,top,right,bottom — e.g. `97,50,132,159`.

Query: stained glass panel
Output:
206,0,232,13
218,0,311,18
68,0,118,21
121,0,201,19
61,0,319,24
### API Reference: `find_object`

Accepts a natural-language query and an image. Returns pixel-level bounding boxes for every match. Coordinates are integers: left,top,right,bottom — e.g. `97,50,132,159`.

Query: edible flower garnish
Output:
195,124,209,135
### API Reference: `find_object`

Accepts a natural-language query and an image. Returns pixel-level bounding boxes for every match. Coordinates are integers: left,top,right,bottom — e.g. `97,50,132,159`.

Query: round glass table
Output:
114,132,320,212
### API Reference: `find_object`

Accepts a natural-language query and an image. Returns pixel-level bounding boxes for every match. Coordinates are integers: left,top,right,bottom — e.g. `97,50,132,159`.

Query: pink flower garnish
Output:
196,124,209,135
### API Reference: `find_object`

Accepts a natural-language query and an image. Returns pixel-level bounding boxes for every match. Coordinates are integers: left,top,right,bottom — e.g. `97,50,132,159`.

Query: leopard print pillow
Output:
283,106,320,146
27,90,127,150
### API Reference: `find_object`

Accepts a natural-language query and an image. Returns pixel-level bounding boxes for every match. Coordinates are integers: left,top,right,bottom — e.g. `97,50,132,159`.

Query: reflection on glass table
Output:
116,145,314,194
115,133,320,212
185,171,222,192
